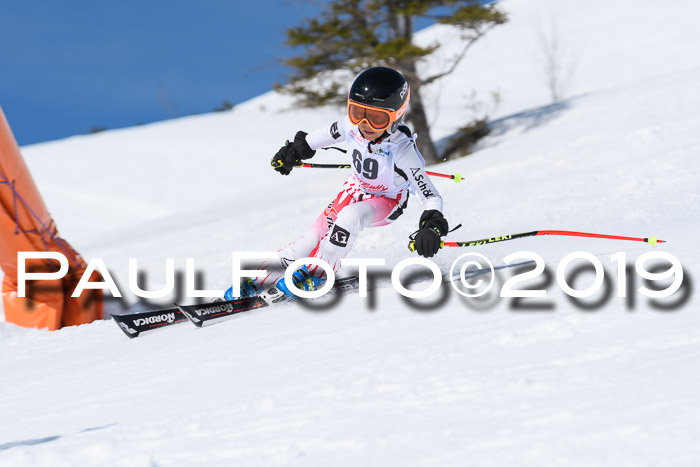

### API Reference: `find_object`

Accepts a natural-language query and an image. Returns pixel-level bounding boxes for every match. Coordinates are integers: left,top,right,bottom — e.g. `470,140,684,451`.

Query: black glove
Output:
414,210,449,258
271,131,316,175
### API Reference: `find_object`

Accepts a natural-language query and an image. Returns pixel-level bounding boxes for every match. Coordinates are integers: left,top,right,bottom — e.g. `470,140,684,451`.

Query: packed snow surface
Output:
2,0,699,465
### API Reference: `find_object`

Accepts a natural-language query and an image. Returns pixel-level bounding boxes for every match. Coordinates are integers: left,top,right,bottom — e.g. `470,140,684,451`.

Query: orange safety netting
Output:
0,106,102,330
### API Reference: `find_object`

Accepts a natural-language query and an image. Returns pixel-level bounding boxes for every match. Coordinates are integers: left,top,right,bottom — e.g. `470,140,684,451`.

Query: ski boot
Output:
275,265,326,298
224,278,262,301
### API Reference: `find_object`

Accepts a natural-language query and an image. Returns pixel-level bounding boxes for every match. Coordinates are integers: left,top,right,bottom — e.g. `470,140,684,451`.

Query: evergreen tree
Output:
279,0,507,164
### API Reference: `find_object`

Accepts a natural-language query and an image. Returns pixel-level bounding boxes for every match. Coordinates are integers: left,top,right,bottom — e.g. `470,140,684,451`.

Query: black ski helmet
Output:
348,67,410,134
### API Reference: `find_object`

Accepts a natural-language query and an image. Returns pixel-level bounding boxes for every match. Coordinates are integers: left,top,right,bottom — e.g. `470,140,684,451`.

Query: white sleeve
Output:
395,142,443,212
304,119,346,150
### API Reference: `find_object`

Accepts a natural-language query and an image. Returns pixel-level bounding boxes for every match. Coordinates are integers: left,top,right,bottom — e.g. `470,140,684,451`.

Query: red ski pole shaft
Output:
298,163,463,183
408,229,665,252
425,170,462,182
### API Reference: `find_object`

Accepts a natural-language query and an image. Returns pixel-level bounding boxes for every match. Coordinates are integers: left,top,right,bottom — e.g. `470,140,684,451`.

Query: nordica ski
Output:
112,276,359,338
112,307,189,339
177,276,360,328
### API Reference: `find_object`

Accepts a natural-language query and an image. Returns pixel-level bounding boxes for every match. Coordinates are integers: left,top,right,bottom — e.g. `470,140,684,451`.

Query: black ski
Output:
177,276,360,328
176,295,270,328
112,276,359,338
112,307,189,338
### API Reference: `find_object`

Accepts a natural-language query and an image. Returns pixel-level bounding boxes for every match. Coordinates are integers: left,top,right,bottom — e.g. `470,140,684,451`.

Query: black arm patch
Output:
330,121,341,139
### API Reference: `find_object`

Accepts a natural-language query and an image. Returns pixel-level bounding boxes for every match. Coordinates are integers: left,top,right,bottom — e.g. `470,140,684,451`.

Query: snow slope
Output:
1,0,699,465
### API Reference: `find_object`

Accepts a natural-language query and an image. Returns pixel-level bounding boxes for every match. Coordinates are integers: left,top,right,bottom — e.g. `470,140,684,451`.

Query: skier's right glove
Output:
271,131,316,176
413,210,449,258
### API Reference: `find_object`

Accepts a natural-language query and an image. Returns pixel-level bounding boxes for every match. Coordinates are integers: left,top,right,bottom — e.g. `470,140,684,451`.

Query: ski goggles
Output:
347,91,409,131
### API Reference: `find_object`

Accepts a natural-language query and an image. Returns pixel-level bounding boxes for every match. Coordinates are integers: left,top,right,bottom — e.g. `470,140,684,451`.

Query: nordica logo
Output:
411,168,434,198
194,302,233,317
134,312,176,327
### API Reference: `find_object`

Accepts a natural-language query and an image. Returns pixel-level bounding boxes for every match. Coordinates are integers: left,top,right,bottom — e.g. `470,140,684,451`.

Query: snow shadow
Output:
435,101,571,156
0,424,116,452
487,101,571,137
0,435,61,451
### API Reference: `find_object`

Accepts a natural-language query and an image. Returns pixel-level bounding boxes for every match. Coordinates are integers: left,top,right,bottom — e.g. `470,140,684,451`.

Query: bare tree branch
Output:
421,25,494,86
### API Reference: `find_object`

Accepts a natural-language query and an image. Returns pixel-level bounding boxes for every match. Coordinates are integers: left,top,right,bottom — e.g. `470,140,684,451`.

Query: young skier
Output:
227,66,449,299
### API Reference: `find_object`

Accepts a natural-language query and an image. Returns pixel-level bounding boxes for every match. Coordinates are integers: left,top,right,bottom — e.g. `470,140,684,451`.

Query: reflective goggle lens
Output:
348,103,366,124
348,102,391,130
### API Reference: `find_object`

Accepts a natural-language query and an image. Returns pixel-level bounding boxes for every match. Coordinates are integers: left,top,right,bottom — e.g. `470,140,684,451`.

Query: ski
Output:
177,276,360,328
112,307,189,339
112,276,359,338
176,295,271,328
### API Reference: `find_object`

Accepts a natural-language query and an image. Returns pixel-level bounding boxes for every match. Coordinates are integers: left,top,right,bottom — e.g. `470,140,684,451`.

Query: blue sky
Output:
0,1,326,146
0,1,447,146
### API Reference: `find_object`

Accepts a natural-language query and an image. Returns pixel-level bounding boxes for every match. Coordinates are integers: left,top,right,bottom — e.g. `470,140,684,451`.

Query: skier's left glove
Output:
414,210,449,258
271,131,316,176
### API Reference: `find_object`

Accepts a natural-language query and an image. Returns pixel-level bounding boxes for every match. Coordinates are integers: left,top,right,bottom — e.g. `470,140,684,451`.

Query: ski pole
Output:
408,229,665,252
296,162,463,183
